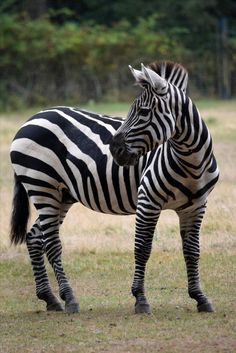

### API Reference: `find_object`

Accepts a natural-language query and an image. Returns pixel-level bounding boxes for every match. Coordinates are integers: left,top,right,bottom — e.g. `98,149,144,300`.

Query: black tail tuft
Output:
10,174,30,245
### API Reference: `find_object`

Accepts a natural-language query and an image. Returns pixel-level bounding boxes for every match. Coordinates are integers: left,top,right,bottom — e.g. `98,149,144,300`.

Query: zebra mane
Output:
148,61,188,93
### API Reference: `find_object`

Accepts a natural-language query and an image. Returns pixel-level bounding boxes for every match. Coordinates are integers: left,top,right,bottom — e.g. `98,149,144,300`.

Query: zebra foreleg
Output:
26,219,64,311
132,202,160,314
38,208,79,314
178,205,214,312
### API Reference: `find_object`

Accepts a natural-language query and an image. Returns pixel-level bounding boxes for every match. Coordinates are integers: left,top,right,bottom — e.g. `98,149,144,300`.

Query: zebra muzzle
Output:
110,133,139,166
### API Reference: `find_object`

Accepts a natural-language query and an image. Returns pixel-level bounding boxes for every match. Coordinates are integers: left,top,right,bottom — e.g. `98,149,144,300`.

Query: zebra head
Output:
110,63,178,166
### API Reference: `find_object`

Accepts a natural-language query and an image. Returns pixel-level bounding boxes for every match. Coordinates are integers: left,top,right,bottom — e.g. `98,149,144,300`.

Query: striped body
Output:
11,107,140,215
11,104,218,215
10,61,219,314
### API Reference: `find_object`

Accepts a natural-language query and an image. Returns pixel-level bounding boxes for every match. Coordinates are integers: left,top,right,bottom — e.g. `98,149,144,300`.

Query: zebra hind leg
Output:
178,205,214,313
26,219,64,311
37,198,79,314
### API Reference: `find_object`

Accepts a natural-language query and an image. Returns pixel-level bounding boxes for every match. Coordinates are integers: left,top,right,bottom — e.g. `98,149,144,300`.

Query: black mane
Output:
148,61,188,92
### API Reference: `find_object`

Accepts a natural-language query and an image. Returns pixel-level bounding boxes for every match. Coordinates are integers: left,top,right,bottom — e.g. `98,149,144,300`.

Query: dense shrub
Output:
0,13,235,109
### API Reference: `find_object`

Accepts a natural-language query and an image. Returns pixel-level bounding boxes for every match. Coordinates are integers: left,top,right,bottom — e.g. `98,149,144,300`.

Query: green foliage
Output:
0,14,189,109
0,0,236,109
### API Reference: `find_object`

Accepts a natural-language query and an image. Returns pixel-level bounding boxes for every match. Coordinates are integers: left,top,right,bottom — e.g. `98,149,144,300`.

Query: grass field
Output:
0,100,236,353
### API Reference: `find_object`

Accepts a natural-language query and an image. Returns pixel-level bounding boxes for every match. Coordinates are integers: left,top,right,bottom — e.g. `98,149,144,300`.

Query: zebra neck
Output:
170,99,214,175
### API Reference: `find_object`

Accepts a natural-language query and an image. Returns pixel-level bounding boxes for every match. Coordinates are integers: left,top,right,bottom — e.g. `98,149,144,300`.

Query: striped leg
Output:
26,219,63,311
132,195,161,314
38,202,79,314
178,205,214,312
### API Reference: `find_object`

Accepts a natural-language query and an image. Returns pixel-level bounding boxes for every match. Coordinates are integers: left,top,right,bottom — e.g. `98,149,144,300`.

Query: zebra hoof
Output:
65,301,80,314
135,301,151,314
47,302,64,312
197,302,214,313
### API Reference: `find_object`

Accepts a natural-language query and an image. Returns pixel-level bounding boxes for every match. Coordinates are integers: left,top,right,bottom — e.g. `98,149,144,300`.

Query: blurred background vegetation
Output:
0,0,236,110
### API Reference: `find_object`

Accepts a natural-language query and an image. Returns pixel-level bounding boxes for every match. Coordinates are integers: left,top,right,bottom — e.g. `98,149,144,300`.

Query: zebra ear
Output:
129,65,147,85
141,63,168,93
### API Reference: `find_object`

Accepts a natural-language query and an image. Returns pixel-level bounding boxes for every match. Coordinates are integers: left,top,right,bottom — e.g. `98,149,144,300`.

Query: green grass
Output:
0,251,235,353
0,101,130,122
84,101,130,115
195,99,233,109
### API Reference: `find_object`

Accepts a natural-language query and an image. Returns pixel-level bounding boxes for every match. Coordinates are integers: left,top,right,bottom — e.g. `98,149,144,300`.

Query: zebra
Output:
10,61,219,314
109,61,219,314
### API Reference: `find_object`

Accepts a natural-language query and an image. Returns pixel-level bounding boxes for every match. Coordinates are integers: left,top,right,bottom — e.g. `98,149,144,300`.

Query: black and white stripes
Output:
10,61,219,314
11,107,140,215
110,62,219,313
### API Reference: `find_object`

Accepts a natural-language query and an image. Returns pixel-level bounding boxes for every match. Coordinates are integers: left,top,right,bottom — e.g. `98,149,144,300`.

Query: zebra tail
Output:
10,174,30,245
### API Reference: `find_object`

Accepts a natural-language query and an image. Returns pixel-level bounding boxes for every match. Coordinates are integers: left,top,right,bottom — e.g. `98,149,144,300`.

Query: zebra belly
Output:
66,155,138,215
11,140,138,215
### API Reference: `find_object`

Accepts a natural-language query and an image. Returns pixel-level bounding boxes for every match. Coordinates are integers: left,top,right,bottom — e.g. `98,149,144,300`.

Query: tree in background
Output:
0,0,235,109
